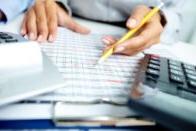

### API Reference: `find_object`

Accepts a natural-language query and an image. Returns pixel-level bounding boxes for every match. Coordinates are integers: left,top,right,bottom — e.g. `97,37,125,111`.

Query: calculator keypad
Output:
146,56,160,78
143,54,196,102
169,74,184,84
188,81,196,88
0,32,19,43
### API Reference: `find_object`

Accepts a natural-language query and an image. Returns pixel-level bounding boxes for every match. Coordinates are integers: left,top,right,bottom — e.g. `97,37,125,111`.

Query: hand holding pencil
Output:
100,3,164,64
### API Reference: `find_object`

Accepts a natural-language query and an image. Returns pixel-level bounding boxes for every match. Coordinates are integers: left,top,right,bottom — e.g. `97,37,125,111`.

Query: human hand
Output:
102,5,164,56
21,0,90,42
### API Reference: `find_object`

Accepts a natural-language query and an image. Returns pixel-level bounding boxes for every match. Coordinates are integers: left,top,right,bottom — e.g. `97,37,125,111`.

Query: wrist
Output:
55,1,72,16
150,7,167,27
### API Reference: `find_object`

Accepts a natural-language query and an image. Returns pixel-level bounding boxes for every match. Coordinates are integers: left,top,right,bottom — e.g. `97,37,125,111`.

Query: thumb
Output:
126,5,150,29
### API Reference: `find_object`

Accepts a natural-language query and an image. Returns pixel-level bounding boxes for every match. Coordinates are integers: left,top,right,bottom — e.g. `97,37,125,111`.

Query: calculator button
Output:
183,64,195,71
150,55,160,61
170,74,184,84
169,64,182,71
149,60,160,66
169,60,181,66
148,64,160,70
146,75,158,81
0,33,8,37
5,39,18,43
146,69,159,78
150,58,160,62
187,74,196,81
169,69,184,76
184,69,196,76
0,35,13,39
188,80,196,88
145,76,158,87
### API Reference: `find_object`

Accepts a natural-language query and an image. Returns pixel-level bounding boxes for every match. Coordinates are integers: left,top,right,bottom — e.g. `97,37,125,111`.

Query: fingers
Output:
68,20,90,34
20,8,37,40
26,8,37,40
21,0,58,42
20,15,27,36
128,37,160,56
21,0,90,42
57,5,90,34
113,20,163,55
102,36,119,54
103,5,163,56
34,1,48,42
126,5,150,29
45,0,58,42
102,36,117,45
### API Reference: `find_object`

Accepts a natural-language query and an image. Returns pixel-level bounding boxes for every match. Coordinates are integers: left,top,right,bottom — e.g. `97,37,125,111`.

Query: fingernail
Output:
102,38,111,45
127,18,137,28
48,35,54,42
114,46,125,53
20,29,25,35
29,33,35,40
84,28,91,34
37,35,43,42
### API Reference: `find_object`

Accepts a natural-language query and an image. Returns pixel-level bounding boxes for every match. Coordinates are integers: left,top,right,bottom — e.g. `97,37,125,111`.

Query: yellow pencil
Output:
97,2,164,64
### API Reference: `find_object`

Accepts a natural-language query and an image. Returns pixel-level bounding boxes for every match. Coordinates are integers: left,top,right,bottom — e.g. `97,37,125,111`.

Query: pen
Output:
97,2,164,64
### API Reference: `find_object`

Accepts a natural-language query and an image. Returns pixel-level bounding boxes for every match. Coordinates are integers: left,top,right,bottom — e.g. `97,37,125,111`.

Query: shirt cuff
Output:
55,0,72,16
0,0,34,23
160,8,181,43
149,7,167,27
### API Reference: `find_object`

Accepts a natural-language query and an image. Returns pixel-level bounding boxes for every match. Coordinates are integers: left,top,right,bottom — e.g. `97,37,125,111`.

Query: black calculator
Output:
0,32,26,43
128,54,196,130
140,54,196,101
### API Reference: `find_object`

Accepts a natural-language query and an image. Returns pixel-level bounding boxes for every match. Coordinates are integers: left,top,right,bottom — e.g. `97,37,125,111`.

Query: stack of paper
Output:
0,28,146,124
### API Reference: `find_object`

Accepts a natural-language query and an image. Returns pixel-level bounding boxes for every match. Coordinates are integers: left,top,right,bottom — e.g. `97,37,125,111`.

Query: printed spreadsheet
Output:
28,27,144,104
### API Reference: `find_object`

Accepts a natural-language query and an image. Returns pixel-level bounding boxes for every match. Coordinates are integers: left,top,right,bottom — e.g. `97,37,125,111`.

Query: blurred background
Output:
178,0,196,44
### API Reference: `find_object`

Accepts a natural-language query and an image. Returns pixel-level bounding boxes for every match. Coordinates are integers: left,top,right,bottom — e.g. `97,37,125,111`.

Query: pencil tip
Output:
97,59,103,65
91,59,103,68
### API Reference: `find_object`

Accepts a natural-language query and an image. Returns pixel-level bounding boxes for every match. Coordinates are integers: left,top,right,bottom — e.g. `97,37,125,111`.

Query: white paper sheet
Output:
0,41,42,78
0,102,139,120
0,26,142,120
26,28,143,104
